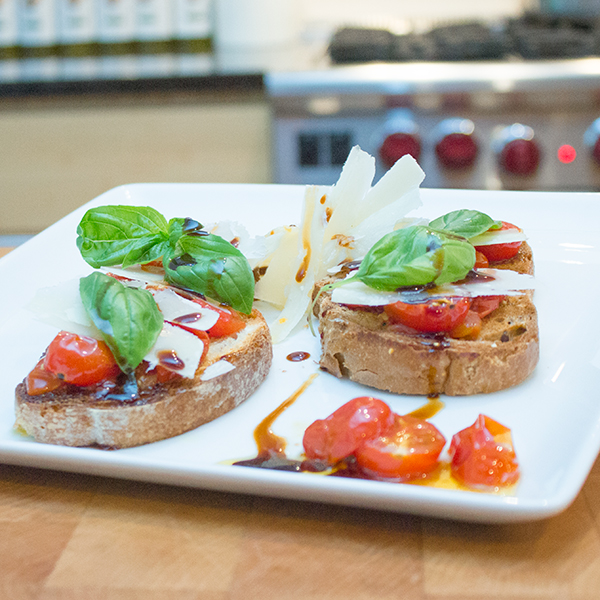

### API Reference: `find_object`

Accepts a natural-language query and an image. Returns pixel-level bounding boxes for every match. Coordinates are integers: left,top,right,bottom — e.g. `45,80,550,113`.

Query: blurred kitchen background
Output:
2,0,600,240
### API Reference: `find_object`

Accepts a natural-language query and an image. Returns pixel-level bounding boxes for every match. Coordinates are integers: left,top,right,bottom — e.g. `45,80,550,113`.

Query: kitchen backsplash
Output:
301,0,528,30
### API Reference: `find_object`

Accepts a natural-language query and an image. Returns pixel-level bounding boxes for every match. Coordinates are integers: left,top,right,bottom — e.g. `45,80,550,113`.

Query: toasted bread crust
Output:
14,310,272,448
315,243,539,396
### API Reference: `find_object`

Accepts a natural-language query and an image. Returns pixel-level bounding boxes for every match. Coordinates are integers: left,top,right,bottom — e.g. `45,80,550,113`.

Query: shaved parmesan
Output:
254,225,300,309
331,269,535,307
469,228,527,246
28,278,100,339
143,322,204,379
99,265,165,285
253,146,425,342
150,288,219,331
200,359,235,381
266,185,328,343
208,220,270,269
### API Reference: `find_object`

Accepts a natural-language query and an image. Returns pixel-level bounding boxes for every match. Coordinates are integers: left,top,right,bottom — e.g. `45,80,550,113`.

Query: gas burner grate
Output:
328,13,600,63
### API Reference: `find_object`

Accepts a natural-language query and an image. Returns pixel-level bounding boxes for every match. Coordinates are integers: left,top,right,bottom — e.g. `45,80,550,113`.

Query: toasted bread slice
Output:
314,243,538,396
14,309,272,448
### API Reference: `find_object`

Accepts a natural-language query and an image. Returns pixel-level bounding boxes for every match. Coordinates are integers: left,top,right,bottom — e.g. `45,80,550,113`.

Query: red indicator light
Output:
558,144,577,164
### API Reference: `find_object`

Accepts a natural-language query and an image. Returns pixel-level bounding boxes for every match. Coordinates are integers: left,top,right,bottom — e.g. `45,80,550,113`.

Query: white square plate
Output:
1,183,599,523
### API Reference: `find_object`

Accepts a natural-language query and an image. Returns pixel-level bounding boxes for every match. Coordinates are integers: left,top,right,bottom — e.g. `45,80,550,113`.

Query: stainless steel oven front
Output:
266,59,600,191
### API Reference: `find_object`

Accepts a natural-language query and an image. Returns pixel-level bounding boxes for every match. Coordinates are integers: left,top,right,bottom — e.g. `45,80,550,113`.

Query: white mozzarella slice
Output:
144,322,204,379
330,268,535,307
150,288,219,331
469,228,527,246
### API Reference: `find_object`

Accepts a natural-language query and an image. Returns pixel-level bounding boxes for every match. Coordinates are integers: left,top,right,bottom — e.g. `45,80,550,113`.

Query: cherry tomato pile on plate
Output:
302,397,520,489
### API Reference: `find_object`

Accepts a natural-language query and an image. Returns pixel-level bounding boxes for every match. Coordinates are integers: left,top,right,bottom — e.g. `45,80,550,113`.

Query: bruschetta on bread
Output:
15,304,271,449
313,211,538,396
14,204,272,448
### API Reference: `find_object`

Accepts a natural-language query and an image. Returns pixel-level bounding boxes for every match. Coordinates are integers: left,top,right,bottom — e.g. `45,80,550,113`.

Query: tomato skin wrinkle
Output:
475,221,522,263
302,397,394,464
43,331,121,387
449,414,520,489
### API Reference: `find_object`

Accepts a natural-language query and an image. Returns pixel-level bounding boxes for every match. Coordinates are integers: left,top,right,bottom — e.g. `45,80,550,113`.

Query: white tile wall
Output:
300,0,528,30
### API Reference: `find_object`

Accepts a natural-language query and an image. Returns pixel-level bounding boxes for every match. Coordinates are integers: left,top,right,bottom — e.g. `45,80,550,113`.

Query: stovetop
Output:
329,12,600,63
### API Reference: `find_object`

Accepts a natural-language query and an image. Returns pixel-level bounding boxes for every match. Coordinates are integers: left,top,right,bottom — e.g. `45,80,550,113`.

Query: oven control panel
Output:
271,108,600,191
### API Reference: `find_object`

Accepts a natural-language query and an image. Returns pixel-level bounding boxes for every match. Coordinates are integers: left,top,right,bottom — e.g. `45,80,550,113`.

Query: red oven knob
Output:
495,124,540,177
500,138,541,176
435,120,478,169
379,132,421,168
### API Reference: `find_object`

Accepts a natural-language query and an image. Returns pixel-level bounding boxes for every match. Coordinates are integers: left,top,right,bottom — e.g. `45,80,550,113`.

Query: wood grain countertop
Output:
0,457,599,599
2,246,600,599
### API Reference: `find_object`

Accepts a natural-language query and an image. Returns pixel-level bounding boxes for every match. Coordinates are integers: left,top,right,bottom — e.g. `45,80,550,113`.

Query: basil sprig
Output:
310,224,476,334
77,206,254,314
79,272,163,373
429,209,502,239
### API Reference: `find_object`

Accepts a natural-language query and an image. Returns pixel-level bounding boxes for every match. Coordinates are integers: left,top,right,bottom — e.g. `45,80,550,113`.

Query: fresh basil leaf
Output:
356,227,445,290
79,272,163,373
429,210,502,239
164,232,255,314
434,232,476,284
167,217,206,250
355,226,475,291
120,235,170,269
77,205,169,268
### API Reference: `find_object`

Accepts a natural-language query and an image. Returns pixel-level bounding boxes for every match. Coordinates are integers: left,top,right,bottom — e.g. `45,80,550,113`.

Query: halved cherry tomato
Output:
449,414,520,489
470,295,504,318
187,296,246,338
26,358,64,396
303,397,394,464
450,296,505,340
355,414,446,481
475,222,522,263
474,250,489,269
385,297,471,333
43,331,121,387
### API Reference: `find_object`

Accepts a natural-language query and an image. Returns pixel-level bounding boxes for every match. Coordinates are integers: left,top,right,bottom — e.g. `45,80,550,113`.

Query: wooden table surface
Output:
2,245,600,599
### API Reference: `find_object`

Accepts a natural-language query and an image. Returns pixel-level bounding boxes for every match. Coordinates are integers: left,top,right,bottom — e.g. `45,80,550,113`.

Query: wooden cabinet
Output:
0,93,272,234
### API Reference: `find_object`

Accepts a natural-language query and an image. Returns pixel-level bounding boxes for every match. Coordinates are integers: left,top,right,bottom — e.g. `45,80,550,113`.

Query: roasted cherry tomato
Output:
303,397,394,464
475,221,522,263
470,295,504,318
474,250,489,269
355,414,446,481
450,296,505,340
188,296,246,338
26,358,64,396
449,414,520,489
450,310,482,340
43,331,121,387
384,297,471,333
